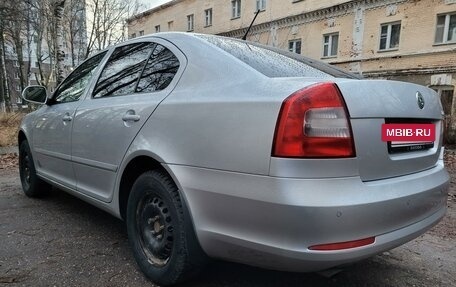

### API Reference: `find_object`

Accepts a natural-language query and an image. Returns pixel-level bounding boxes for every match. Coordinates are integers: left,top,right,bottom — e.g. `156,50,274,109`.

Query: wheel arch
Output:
117,154,193,224
18,129,28,146
118,155,164,220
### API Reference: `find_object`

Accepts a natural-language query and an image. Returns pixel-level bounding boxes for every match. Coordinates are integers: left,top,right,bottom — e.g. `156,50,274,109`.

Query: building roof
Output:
126,0,186,24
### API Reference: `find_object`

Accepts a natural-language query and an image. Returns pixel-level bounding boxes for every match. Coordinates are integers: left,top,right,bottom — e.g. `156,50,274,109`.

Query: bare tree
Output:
0,0,142,109
0,0,20,112
64,0,86,67
85,0,143,57
27,0,54,88
54,0,66,84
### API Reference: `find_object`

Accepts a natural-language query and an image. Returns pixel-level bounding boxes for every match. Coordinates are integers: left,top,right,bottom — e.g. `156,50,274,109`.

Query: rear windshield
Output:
198,35,359,79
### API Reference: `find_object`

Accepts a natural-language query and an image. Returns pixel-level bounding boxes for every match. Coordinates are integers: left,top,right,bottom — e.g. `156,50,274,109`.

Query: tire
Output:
126,170,207,286
19,140,51,197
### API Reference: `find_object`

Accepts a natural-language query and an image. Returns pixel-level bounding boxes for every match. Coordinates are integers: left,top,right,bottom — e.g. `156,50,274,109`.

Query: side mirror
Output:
22,85,48,105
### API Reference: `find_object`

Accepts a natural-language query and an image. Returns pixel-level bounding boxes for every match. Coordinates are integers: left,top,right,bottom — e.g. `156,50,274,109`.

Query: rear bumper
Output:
166,161,449,272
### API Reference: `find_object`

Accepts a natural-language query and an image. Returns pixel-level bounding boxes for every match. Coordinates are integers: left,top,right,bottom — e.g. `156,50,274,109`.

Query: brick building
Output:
127,0,456,140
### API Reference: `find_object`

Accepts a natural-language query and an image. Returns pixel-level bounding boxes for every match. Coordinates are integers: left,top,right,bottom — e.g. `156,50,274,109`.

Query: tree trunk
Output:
54,0,66,85
0,22,11,112
0,19,5,113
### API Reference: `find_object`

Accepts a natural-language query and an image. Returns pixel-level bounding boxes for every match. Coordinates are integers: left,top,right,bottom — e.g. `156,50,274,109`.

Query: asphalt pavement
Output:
1,164,455,287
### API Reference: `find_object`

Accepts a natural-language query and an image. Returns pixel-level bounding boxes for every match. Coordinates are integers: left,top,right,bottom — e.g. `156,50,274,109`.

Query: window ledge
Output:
253,9,266,13
321,56,337,59
187,29,194,32
204,24,212,28
231,16,241,20
377,48,399,53
433,42,456,47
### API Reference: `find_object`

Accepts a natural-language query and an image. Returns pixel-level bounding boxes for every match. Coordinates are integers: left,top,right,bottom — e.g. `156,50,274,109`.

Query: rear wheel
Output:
19,140,51,197
126,170,206,286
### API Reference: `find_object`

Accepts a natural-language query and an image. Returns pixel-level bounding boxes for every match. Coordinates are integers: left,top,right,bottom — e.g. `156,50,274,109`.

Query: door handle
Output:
62,114,73,122
122,110,140,122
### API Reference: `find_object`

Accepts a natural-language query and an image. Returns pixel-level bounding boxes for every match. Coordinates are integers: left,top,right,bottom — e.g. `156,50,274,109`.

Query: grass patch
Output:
0,112,24,147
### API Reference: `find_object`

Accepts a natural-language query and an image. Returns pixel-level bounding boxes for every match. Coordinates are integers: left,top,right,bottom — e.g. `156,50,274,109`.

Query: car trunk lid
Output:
335,79,443,181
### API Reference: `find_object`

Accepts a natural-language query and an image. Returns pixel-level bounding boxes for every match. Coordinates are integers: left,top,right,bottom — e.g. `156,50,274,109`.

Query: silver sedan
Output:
18,33,449,286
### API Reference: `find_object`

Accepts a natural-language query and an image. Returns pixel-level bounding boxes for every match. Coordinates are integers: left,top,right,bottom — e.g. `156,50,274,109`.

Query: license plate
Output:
382,123,435,153
381,123,436,142
388,141,434,153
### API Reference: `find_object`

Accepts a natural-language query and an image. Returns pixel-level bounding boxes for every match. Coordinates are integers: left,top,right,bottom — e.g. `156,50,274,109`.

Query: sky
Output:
139,0,173,12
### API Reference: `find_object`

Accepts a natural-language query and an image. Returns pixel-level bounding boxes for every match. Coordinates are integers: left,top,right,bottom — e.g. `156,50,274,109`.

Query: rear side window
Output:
136,44,180,93
93,43,154,98
198,35,358,79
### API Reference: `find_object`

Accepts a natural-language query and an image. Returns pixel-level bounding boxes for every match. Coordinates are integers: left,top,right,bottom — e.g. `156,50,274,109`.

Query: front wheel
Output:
19,140,51,197
126,170,206,286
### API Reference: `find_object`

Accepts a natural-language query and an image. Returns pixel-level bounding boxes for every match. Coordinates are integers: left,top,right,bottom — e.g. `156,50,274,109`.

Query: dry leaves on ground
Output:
0,112,24,147
444,149,456,170
0,153,18,170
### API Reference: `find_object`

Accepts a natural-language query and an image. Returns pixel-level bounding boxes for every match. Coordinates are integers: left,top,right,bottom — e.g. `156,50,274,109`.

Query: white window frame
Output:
205,8,213,27
379,22,401,51
256,0,266,11
155,25,160,33
231,0,241,19
288,39,302,54
15,85,21,92
323,33,339,57
435,13,456,44
187,14,194,31
14,60,19,67
14,72,20,79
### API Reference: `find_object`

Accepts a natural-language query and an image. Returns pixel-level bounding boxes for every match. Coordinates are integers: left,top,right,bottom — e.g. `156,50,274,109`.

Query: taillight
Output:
272,82,355,158
309,237,375,251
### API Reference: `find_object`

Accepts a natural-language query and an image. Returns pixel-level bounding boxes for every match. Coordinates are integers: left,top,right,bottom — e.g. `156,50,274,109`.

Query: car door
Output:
71,39,185,202
32,52,107,189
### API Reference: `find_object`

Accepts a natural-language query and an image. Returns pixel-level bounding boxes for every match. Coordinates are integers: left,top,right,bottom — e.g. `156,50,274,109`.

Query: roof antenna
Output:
242,9,261,40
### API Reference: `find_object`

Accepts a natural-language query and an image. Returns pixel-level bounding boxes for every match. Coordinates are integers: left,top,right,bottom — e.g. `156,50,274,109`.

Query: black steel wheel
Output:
19,140,50,197
126,170,207,286
136,194,174,267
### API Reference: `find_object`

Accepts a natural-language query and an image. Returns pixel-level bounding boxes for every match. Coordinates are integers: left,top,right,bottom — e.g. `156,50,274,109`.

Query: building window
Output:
14,72,19,79
256,0,266,11
14,60,19,67
205,9,213,27
435,13,456,44
155,25,160,33
187,14,194,31
15,85,21,92
139,30,144,36
131,33,136,38
231,0,241,19
323,33,339,57
168,21,174,30
379,22,401,50
288,39,302,54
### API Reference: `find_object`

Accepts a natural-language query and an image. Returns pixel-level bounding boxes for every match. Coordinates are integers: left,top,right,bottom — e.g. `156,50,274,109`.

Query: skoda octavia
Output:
18,33,449,285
